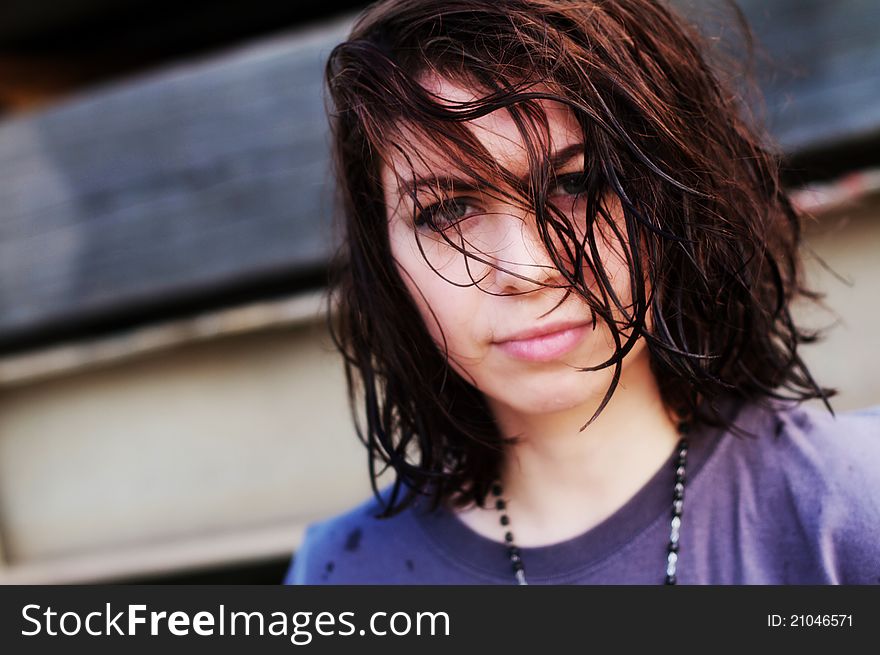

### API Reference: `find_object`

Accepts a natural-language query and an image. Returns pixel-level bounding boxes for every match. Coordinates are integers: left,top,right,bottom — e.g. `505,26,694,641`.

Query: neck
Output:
459,351,681,547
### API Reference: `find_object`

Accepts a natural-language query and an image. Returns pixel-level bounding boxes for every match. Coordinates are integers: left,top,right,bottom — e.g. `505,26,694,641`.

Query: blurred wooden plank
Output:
0,19,349,345
0,290,325,387
741,0,880,153
685,0,880,153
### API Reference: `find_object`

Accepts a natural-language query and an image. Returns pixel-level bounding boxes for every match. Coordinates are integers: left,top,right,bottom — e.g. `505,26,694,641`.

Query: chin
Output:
490,379,606,416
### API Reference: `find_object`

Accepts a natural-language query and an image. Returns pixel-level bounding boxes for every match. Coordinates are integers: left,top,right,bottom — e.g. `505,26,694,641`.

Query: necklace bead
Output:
494,430,691,586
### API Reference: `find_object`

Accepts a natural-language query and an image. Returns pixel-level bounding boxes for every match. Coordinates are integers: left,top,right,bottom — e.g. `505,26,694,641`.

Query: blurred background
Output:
0,0,877,583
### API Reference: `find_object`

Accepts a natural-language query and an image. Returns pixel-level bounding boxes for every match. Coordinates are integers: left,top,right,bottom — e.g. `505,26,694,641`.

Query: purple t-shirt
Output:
283,396,880,584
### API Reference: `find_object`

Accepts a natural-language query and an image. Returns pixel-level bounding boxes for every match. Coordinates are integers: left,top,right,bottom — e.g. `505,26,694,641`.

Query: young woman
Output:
284,0,880,584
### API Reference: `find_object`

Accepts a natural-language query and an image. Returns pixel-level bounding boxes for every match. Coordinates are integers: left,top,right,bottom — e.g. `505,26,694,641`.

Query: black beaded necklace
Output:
490,424,691,585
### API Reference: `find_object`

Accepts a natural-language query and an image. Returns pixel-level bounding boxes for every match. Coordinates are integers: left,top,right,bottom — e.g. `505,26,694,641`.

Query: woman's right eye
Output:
414,198,475,229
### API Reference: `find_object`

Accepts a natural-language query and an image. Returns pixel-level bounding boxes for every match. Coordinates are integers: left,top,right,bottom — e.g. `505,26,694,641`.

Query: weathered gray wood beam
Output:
736,0,880,154
0,20,350,346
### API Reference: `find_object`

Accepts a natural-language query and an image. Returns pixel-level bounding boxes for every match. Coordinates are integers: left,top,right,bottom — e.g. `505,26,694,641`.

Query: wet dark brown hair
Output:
323,0,836,516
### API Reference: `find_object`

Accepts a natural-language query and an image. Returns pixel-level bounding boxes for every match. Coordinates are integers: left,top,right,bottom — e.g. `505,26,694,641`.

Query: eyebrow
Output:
397,142,586,198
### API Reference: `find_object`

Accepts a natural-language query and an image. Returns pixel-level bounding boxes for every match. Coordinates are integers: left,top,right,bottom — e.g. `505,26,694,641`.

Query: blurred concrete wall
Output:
0,295,375,582
798,192,880,412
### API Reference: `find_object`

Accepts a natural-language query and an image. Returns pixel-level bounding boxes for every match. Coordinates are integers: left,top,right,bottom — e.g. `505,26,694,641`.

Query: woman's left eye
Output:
414,197,478,229
551,172,589,197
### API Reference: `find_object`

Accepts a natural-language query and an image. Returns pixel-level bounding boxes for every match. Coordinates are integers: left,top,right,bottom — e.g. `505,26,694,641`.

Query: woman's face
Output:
382,74,652,419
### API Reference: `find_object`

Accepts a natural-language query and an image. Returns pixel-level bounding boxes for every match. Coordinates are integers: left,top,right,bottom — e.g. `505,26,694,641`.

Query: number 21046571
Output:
767,614,853,628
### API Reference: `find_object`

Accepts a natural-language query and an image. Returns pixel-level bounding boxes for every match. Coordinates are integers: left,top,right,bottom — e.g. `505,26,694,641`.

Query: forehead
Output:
380,73,582,190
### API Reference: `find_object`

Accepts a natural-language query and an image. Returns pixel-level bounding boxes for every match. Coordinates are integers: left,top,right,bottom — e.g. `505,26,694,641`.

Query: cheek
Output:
390,227,483,352
399,270,490,387
398,264,449,343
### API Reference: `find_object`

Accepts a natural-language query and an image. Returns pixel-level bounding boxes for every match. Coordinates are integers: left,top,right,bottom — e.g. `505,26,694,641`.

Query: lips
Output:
494,320,593,363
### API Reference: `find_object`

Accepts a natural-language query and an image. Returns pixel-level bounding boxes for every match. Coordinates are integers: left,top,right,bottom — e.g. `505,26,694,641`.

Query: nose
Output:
489,209,567,295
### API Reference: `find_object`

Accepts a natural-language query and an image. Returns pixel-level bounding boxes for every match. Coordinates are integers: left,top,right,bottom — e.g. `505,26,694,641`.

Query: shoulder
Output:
716,397,880,481
773,400,880,519
283,484,428,584
721,399,880,582
759,400,880,493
